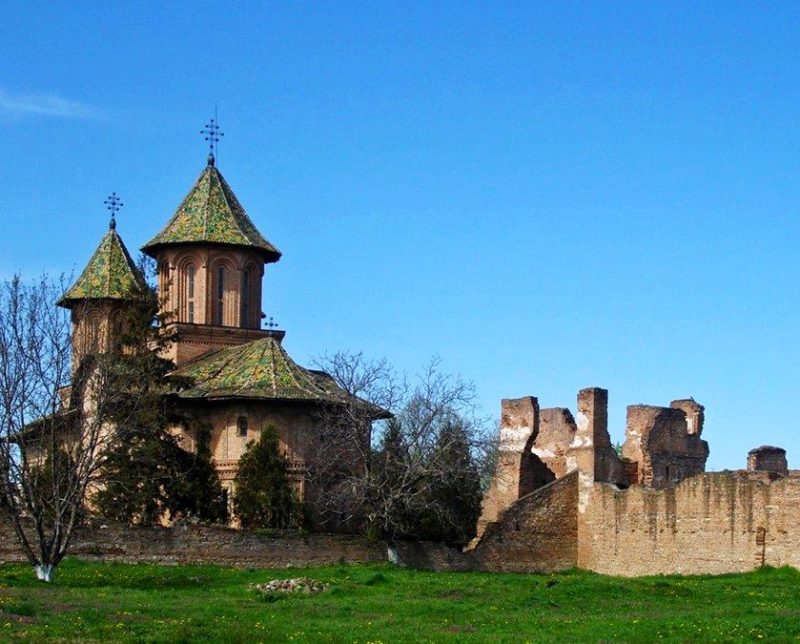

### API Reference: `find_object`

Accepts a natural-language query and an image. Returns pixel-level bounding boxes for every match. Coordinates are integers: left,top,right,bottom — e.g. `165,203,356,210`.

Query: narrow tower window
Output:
186,265,195,323
237,416,248,437
216,266,225,325
241,270,250,328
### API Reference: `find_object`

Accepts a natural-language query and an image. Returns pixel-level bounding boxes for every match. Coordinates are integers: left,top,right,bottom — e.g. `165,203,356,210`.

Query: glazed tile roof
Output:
173,335,353,404
142,162,281,262
58,228,146,308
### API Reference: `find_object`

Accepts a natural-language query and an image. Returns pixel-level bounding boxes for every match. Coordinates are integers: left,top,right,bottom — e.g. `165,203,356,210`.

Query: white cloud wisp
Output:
0,89,105,120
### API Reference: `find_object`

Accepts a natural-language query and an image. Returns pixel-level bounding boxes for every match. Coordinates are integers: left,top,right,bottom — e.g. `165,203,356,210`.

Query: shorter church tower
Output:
57,194,146,373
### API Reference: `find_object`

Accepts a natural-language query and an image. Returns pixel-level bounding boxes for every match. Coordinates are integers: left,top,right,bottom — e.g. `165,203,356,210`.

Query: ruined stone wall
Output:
477,397,553,535
471,472,579,573
622,403,708,488
748,446,788,475
572,387,627,487
533,408,576,479
581,472,800,576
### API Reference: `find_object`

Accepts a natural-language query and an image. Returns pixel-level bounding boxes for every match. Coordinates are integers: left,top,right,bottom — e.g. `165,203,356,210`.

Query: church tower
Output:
141,122,282,366
58,193,146,373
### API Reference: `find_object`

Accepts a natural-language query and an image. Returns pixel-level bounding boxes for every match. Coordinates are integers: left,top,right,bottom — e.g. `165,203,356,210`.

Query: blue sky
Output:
2,2,798,469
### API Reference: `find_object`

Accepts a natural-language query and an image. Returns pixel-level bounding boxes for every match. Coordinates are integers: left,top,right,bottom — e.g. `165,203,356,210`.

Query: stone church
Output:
57,146,364,517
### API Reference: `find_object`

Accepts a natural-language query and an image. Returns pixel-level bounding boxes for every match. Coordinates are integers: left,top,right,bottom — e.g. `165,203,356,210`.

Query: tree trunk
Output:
35,564,54,583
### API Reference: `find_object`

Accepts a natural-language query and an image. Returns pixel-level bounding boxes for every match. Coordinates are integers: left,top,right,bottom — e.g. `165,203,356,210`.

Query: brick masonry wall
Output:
471,471,579,573
582,472,800,576
0,518,388,569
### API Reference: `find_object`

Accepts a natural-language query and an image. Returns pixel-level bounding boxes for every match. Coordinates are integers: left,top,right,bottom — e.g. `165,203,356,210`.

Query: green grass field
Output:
0,559,798,642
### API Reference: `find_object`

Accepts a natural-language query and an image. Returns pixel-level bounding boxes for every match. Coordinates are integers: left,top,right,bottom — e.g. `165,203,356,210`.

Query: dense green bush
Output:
233,425,298,529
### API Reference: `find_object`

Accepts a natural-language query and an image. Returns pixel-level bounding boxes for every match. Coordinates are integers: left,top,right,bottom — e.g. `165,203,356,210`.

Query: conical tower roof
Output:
142,162,281,262
58,227,147,308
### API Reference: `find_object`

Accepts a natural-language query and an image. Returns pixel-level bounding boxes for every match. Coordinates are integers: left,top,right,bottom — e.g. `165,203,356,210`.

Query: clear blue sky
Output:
2,2,798,469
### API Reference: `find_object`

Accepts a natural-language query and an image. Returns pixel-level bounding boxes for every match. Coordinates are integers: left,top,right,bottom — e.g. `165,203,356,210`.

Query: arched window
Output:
241,264,259,328
241,269,250,327
83,311,103,355
158,262,169,297
186,264,196,323
237,416,248,437
111,310,125,350
215,266,225,325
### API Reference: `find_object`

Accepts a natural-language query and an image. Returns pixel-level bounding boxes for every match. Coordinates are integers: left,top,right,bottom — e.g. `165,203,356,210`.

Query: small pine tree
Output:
421,418,483,543
233,425,297,529
372,418,414,540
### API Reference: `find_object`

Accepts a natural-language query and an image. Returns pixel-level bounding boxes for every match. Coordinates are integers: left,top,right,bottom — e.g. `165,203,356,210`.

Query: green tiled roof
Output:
58,228,146,308
142,163,281,262
173,335,352,404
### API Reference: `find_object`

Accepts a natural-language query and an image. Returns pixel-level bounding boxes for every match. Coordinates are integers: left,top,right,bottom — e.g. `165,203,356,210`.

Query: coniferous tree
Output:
420,418,482,543
371,418,412,539
94,270,226,525
233,425,297,529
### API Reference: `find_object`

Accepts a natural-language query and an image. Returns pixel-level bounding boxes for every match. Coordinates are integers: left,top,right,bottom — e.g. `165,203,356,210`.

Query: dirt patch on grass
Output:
0,610,37,624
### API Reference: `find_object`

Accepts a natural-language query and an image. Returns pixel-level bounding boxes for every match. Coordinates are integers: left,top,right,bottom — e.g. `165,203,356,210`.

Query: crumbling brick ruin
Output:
470,386,800,576
622,400,708,488
747,445,788,476
477,387,706,537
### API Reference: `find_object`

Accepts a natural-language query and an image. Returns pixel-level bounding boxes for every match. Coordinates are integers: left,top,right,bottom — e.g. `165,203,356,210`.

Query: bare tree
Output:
305,351,401,531
0,276,111,581
307,353,494,543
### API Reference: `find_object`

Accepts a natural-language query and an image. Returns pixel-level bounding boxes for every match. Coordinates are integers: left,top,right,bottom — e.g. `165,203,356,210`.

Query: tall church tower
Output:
58,194,146,373
141,130,282,366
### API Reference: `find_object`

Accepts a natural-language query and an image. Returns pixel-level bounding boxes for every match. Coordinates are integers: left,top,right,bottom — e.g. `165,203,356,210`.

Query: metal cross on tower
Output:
266,316,278,329
201,111,224,166
104,192,123,230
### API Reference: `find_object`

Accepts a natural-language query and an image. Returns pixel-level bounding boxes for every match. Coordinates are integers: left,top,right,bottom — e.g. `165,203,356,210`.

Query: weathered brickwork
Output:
747,446,788,475
470,472,579,573
573,387,627,487
581,472,800,576
533,408,576,478
0,513,477,571
0,516,386,568
622,402,708,488
473,385,799,576
477,397,553,536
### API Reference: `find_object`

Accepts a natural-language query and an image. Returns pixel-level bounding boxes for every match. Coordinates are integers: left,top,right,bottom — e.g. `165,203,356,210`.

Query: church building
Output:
57,128,370,520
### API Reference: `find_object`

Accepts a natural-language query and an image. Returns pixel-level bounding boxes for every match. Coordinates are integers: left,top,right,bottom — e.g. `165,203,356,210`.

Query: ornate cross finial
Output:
104,192,123,230
265,316,278,329
201,111,224,166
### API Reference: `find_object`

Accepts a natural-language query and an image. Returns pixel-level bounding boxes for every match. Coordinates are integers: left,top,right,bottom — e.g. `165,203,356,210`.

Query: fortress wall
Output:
471,471,579,573
582,472,800,576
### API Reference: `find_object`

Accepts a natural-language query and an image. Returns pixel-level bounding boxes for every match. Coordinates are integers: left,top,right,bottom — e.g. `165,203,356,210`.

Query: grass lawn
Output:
0,560,798,642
